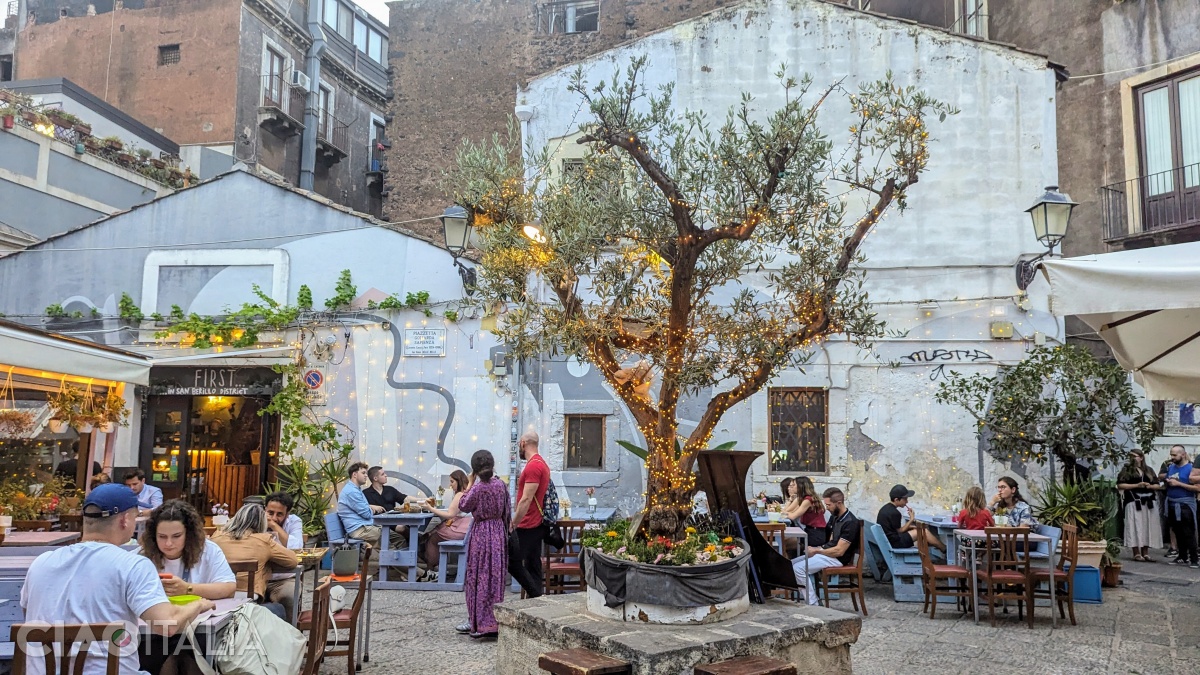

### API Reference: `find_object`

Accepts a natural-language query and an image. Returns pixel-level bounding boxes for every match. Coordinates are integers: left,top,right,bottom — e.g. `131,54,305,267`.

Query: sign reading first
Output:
403,328,447,357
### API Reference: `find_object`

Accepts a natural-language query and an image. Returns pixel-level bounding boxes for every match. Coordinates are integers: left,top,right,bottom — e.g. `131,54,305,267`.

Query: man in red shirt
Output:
509,431,550,597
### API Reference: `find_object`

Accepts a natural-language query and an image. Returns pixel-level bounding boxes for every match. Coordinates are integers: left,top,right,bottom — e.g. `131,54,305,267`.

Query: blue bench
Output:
436,518,473,592
868,522,925,602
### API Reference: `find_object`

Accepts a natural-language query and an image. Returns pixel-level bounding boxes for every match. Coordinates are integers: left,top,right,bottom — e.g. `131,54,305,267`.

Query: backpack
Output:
541,481,561,525
188,602,307,675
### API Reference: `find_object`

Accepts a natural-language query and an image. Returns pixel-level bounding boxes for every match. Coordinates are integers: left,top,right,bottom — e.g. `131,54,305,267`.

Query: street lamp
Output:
1016,185,1076,290
440,205,477,295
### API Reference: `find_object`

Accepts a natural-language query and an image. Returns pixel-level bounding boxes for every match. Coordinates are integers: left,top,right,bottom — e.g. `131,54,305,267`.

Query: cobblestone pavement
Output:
320,557,1200,675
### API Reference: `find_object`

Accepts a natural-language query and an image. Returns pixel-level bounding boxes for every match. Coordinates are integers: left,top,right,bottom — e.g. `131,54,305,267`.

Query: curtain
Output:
1143,87,1173,196
1179,75,1200,188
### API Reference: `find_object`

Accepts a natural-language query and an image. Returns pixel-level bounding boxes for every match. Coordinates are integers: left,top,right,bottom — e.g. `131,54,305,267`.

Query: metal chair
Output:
10,622,123,675
914,522,971,619
1030,522,1079,625
817,521,868,616
976,526,1034,628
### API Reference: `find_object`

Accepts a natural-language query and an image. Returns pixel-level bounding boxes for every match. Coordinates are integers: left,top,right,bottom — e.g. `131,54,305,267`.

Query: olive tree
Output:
447,57,953,537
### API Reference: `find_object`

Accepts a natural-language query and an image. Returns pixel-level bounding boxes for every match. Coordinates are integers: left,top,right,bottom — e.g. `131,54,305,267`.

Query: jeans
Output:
508,526,546,597
792,553,843,605
1166,500,1198,564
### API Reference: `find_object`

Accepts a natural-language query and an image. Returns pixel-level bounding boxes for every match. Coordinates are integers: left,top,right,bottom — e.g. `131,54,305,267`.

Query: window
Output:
264,47,286,106
537,1,599,35
1136,70,1200,227
367,29,383,64
953,0,988,38
353,17,368,54
768,388,827,474
318,85,333,138
0,55,12,83
338,3,353,40
565,415,605,470
561,158,584,179
158,44,181,66
323,0,338,29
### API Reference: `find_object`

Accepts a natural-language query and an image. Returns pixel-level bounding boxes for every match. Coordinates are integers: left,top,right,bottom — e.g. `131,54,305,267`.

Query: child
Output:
957,486,995,530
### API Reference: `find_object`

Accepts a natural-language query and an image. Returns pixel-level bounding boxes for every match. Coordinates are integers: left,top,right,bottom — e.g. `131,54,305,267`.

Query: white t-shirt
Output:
20,541,169,675
157,540,236,585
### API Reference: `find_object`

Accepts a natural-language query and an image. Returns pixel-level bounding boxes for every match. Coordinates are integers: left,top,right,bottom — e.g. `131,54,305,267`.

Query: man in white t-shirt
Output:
19,484,215,675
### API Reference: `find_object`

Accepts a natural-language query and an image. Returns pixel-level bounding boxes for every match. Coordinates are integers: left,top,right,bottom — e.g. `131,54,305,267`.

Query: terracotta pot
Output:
2,115,13,130
1101,563,1122,588
1076,540,1107,570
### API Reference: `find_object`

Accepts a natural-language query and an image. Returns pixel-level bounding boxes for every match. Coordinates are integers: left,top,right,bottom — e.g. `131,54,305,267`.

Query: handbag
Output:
187,603,306,675
332,544,359,577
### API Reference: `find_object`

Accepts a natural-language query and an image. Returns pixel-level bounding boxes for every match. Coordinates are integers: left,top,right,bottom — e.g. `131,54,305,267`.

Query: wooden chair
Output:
545,519,586,594
57,515,83,533
299,544,372,674
976,526,1033,628
695,655,798,675
538,647,630,674
913,522,971,619
299,578,332,675
12,521,54,533
1029,522,1079,625
227,559,258,601
436,517,473,591
755,522,787,556
10,622,123,675
817,521,868,616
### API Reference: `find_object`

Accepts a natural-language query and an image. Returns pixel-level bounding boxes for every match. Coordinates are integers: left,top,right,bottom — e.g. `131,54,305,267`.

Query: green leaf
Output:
710,441,738,451
616,440,648,460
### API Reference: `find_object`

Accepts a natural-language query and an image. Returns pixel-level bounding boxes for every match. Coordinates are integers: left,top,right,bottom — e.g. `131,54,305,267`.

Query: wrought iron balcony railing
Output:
1102,163,1200,241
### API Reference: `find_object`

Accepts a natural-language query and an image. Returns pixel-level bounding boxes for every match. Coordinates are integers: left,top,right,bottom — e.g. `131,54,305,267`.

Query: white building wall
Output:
520,0,1064,517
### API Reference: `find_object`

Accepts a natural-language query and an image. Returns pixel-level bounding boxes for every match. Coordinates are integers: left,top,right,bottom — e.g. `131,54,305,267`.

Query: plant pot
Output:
2,115,13,130
47,419,69,434
99,422,115,434
1076,540,1107,570
1101,563,1122,588
21,111,41,124
767,511,781,523
75,142,86,154
73,123,92,136
105,139,123,150
75,422,95,433
212,515,229,526
0,515,12,528
583,542,752,625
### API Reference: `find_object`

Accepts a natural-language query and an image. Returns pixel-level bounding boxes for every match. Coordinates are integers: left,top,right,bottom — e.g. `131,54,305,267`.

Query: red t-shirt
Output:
516,454,550,529
957,508,995,531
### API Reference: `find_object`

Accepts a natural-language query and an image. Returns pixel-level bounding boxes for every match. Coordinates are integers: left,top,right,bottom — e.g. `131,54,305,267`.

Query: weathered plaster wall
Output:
521,0,1063,515
17,0,243,145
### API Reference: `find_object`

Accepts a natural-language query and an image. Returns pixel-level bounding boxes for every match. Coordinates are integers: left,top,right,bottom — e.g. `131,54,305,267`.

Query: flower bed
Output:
581,518,745,566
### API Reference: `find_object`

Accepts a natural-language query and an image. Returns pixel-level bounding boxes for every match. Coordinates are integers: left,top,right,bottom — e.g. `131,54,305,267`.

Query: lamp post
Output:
1016,185,1076,290
440,205,477,295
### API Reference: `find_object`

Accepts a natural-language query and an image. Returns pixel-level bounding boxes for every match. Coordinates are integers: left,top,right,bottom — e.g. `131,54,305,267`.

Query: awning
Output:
1040,241,1200,400
0,319,151,386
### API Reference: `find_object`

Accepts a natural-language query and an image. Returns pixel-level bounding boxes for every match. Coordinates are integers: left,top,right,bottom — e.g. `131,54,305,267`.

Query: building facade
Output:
517,0,1064,516
11,0,391,216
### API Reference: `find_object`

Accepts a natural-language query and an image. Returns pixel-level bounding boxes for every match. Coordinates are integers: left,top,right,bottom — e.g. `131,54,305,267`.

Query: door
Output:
1138,73,1200,230
143,396,200,510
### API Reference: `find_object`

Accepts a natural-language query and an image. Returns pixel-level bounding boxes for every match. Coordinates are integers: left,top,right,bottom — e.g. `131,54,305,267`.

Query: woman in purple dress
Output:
456,449,509,639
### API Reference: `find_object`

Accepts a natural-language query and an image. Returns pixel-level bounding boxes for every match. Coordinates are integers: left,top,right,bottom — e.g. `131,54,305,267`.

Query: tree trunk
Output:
643,438,693,540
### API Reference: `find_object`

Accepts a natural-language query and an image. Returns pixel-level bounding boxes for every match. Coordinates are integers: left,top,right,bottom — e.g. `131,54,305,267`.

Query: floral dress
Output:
458,477,510,633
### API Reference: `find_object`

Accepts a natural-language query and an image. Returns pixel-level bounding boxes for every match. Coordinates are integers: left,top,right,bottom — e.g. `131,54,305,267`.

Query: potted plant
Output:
1101,539,1123,587
96,390,130,433
1035,478,1115,570
20,110,48,126
101,135,123,151
0,409,35,438
0,105,15,130
136,147,152,165
47,384,86,432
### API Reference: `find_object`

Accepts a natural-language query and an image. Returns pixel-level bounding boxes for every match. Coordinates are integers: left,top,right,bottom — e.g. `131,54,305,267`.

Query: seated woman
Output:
782,476,827,548
956,486,995,530
422,469,472,568
988,476,1035,526
138,500,235,675
211,503,299,619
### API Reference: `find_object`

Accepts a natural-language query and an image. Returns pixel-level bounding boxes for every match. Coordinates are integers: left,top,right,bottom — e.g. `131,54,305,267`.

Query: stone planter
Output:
1076,540,1107,570
583,541,751,625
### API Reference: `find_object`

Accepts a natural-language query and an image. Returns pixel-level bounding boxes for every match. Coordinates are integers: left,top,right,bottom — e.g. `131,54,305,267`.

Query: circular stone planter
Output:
583,541,751,625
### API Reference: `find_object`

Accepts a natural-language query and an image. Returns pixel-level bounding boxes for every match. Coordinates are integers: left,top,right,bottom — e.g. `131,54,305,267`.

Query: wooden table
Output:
0,531,80,547
954,528,1056,627
372,512,434,591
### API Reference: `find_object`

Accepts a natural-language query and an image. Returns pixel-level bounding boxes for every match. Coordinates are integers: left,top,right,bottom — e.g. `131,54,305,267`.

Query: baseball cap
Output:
82,484,140,517
889,484,915,501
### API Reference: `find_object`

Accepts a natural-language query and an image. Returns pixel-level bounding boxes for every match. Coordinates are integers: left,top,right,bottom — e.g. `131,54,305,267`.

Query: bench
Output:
436,518,473,591
867,522,924,602
694,656,797,675
538,648,631,675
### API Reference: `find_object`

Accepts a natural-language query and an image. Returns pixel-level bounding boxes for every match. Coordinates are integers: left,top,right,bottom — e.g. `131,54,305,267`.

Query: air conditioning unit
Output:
289,70,311,91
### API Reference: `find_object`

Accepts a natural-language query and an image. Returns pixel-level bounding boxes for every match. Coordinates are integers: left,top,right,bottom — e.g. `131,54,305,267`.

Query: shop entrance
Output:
142,367,281,513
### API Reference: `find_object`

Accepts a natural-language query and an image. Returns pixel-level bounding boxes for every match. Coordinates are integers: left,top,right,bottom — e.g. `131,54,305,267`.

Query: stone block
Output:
495,594,860,675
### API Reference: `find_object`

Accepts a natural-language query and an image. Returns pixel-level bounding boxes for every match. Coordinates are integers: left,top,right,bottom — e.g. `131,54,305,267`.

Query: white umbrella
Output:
1039,241,1200,400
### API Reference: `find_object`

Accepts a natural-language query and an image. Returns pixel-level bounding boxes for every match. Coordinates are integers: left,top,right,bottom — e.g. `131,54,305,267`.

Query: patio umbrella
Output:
1038,241,1200,400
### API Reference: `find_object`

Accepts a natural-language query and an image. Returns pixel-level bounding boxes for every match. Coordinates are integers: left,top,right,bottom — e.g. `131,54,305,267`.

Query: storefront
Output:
140,366,282,513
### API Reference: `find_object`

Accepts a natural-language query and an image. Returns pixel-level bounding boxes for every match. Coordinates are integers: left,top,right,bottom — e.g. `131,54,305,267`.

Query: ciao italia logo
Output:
14,622,143,659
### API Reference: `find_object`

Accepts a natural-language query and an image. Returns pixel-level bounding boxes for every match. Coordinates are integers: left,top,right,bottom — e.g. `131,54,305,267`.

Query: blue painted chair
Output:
322,512,364,570
436,518,473,592
868,522,925,602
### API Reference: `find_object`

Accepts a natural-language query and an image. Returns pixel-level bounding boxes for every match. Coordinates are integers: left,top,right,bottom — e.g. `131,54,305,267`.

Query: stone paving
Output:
320,557,1200,675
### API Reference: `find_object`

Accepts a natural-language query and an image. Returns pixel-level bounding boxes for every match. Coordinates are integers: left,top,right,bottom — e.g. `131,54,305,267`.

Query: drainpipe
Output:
299,0,326,191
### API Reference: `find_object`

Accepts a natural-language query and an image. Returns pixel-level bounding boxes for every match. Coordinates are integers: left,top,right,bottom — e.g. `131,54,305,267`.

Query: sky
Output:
357,0,389,22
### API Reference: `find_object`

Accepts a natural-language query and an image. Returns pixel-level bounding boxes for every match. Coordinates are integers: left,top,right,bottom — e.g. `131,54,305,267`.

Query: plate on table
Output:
296,548,327,565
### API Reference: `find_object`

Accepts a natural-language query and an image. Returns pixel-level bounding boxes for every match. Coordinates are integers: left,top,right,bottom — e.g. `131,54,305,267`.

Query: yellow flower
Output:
704,544,717,553
606,531,618,538
685,527,696,534
722,536,733,544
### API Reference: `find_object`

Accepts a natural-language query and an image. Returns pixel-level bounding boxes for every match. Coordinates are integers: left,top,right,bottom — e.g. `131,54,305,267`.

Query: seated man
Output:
364,465,409,545
264,492,304,618
21,484,215,675
123,468,164,515
338,462,382,552
792,488,861,606
877,484,946,556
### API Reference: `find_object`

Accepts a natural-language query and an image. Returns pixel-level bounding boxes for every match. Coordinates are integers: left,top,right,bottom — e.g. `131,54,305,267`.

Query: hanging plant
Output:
0,369,35,438
95,389,131,432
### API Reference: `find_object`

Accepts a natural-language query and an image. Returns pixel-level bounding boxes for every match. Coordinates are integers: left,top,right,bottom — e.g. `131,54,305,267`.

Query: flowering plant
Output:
581,518,744,566
211,503,230,517
585,487,595,497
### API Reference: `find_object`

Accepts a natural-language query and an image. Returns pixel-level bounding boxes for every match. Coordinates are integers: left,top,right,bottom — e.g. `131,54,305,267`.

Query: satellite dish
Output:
566,358,591,378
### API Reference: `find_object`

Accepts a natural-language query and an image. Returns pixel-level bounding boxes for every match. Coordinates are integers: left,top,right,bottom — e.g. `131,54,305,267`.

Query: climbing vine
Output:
153,285,300,348
324,270,357,310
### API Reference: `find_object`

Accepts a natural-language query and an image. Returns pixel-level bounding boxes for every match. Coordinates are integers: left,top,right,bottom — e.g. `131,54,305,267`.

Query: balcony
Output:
1102,163,1200,249
258,74,305,138
316,112,349,166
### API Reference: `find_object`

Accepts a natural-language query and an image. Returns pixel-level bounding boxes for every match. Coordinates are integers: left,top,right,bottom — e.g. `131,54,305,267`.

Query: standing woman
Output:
422,469,472,567
1118,449,1163,561
456,450,509,640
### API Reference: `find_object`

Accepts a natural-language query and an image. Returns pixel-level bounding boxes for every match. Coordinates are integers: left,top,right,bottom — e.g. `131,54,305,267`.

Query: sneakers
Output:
1167,548,1178,558
455,623,471,634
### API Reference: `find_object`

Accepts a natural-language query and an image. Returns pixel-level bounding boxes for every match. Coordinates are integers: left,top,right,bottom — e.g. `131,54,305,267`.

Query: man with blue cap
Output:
19,484,216,675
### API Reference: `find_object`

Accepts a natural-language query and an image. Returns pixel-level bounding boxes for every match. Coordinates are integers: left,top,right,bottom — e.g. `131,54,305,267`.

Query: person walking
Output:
457,450,509,640
509,431,550,598
1117,449,1163,562
1161,445,1200,568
